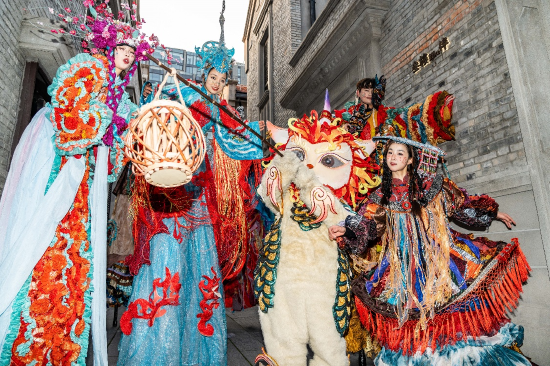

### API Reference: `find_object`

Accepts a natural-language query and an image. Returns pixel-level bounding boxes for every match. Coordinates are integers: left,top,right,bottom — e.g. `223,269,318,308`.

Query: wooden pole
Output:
145,53,283,157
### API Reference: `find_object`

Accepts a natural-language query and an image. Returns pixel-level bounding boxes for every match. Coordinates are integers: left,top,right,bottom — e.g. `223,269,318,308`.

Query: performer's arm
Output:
443,178,515,229
215,101,264,160
48,53,113,156
328,202,385,255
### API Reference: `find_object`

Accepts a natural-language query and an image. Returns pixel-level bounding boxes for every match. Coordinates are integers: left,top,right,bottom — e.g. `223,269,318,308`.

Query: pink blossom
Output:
51,29,58,34
48,7,54,14
65,7,71,13
58,29,65,34
91,48,99,54
80,24,86,30
83,0,94,7
70,30,76,35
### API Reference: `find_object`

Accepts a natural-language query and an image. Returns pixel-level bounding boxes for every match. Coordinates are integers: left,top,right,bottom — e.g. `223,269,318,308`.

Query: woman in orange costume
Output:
0,1,157,364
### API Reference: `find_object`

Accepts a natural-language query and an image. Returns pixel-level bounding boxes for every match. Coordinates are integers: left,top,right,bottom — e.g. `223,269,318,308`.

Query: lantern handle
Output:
153,68,187,108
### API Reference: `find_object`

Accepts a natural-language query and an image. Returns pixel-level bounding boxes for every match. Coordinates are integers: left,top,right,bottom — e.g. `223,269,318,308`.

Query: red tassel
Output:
502,273,518,304
451,312,457,344
458,311,467,341
431,322,438,350
498,280,514,312
478,295,492,332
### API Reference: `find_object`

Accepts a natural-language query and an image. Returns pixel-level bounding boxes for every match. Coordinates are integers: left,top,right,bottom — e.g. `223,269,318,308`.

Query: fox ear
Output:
355,139,376,159
269,125,290,145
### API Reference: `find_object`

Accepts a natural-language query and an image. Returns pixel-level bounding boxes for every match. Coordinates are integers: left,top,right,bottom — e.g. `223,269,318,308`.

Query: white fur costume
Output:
257,152,351,366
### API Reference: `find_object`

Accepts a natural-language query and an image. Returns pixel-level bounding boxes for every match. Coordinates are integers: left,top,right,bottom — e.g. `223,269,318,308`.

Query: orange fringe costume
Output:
340,172,532,364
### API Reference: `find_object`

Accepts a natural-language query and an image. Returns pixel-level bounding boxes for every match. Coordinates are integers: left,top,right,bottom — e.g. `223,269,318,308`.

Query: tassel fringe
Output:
355,239,530,355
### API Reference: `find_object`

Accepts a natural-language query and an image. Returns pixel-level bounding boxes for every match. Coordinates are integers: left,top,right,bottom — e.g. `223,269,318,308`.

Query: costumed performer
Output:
254,97,380,366
117,4,274,365
0,1,156,364
332,76,455,362
329,135,533,365
336,76,454,154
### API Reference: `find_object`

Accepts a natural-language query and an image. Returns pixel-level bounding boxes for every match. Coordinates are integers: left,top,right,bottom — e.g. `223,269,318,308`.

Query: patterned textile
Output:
118,82,267,365
107,262,134,307
0,53,136,364
342,175,531,364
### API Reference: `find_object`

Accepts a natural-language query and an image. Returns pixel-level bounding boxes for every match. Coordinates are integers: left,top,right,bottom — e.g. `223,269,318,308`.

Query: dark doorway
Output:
10,62,51,159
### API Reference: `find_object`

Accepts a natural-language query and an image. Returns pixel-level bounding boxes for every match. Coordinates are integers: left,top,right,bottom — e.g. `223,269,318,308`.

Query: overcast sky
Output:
140,0,249,62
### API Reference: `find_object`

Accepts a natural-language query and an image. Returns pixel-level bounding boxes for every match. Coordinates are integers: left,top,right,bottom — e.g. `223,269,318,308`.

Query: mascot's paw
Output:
255,348,280,366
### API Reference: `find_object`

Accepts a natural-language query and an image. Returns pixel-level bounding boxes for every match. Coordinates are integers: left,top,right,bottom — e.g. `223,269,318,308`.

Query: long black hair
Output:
380,140,423,215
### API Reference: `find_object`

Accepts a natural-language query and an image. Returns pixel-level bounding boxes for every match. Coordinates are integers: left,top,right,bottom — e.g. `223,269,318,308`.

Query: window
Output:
149,67,164,82
150,73,163,82
187,53,196,66
260,31,269,93
300,0,329,39
237,67,242,84
260,103,271,124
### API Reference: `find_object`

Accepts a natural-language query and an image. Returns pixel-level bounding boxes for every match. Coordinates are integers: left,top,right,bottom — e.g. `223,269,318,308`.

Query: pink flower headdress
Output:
51,0,163,62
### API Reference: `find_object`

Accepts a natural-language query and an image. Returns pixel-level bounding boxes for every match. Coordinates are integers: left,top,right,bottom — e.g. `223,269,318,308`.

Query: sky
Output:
140,0,249,63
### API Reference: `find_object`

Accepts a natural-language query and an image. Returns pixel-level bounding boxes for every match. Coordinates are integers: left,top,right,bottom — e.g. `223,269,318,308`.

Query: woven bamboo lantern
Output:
124,71,206,188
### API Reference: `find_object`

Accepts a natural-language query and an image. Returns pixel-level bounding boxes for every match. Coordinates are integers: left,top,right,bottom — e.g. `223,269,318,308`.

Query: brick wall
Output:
0,0,30,192
246,0,527,192
246,0,358,125
0,0,84,193
380,0,527,191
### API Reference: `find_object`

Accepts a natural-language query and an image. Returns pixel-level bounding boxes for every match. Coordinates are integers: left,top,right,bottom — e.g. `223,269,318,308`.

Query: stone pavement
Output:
94,306,374,365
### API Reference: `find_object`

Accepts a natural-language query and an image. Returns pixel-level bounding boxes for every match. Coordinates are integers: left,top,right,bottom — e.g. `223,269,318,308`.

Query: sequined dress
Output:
116,84,265,365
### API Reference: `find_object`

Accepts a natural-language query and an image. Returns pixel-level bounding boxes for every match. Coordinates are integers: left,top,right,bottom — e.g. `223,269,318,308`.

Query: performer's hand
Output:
496,211,516,229
328,225,346,240
142,84,153,98
259,121,276,136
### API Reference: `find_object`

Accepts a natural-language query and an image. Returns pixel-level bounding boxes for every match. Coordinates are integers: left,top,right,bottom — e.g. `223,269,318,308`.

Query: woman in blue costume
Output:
117,30,271,364
0,1,156,364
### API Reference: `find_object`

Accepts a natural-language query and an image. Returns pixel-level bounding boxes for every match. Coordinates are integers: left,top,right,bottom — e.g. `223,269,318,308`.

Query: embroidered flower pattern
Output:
49,55,111,155
8,160,92,365
197,267,221,337
120,268,182,335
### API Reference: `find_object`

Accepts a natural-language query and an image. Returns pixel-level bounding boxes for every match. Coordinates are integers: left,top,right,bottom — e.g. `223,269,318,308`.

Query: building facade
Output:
141,50,247,90
141,47,201,85
0,0,143,193
244,0,550,363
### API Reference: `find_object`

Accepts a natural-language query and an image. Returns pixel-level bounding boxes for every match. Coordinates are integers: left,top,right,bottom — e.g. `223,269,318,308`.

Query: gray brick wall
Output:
246,0,527,193
0,0,85,193
380,0,527,191
247,0,358,125
0,0,29,192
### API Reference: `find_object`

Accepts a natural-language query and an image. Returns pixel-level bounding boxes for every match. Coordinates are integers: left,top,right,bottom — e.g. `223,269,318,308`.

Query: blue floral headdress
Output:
195,0,234,75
